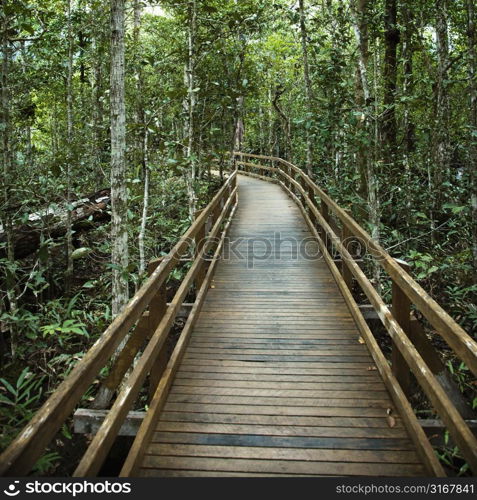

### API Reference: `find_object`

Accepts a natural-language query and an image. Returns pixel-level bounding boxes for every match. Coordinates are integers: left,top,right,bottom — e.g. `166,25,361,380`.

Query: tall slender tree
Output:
184,0,198,221
1,10,18,358
467,0,477,280
434,0,451,208
382,0,399,170
351,0,381,289
298,0,314,176
110,0,128,316
65,0,74,292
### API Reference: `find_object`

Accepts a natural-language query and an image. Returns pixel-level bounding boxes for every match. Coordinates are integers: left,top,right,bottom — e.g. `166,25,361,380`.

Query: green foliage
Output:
40,319,89,346
0,368,44,449
32,452,61,476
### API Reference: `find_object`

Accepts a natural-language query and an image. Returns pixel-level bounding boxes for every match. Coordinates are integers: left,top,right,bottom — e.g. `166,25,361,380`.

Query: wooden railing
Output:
0,171,238,476
234,152,477,477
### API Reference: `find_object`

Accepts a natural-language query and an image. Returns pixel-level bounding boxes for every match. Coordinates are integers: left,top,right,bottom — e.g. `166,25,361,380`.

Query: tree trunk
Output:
65,0,74,292
185,0,197,221
434,0,451,209
92,28,105,178
268,86,274,156
132,0,149,277
298,0,314,176
229,38,246,169
1,13,18,359
0,190,111,260
382,0,399,170
110,0,129,316
401,2,415,225
468,0,477,281
402,3,416,156
351,0,381,291
272,85,292,159
138,130,150,276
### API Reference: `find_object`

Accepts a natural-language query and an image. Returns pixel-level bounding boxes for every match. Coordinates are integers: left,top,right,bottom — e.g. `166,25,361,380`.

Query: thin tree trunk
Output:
434,0,451,209
92,0,129,410
468,0,477,280
133,0,143,172
234,96,244,151
229,38,246,169
132,0,149,277
1,13,18,359
65,0,74,292
351,0,369,206
138,129,149,276
372,38,381,292
402,3,416,156
272,85,292,159
185,0,197,221
92,30,105,177
382,0,399,170
20,42,33,167
268,86,274,156
351,0,381,291
298,0,314,176
110,0,128,316
402,2,415,227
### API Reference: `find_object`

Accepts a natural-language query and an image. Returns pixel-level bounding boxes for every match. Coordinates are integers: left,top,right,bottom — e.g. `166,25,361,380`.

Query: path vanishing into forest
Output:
2,154,476,478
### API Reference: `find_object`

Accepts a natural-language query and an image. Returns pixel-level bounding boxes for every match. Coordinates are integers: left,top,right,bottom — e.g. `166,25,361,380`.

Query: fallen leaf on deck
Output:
358,337,365,344
387,415,396,428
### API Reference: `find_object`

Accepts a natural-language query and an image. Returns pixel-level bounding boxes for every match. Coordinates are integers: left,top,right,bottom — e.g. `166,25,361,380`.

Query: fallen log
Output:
0,189,111,259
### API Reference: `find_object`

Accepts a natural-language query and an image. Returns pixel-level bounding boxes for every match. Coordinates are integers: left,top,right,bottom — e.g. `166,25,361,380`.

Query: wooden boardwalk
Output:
138,175,426,477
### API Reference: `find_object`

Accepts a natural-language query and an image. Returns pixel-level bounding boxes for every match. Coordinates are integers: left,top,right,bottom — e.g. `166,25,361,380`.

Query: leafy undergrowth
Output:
0,173,223,474
349,276,476,476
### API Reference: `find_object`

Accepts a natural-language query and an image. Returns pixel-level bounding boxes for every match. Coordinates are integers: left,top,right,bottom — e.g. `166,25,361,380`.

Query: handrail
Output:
234,151,477,475
0,172,237,476
235,152,477,377
74,184,238,476
120,194,239,476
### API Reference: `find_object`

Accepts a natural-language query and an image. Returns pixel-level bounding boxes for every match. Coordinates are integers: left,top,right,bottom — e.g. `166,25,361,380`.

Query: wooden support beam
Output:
392,259,412,397
419,419,477,448
74,409,145,437
341,223,354,291
74,410,477,447
147,257,168,401
194,209,206,291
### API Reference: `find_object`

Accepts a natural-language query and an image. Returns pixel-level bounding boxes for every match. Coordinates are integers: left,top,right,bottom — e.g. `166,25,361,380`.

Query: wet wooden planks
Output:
139,175,426,477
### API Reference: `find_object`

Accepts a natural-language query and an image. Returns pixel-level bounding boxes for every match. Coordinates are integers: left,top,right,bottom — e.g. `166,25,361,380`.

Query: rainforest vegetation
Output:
0,0,476,475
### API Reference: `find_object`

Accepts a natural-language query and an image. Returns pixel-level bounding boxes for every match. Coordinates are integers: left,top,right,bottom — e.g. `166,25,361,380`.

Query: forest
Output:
0,0,476,477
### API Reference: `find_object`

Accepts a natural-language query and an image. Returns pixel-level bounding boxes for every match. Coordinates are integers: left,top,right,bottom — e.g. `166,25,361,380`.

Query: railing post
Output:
194,209,207,291
286,164,292,190
307,183,316,226
341,222,353,291
147,257,168,400
391,259,412,397
320,200,330,251
299,174,307,208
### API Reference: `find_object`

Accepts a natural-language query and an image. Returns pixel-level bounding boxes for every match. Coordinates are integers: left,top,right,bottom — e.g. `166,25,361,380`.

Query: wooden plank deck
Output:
138,175,426,477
